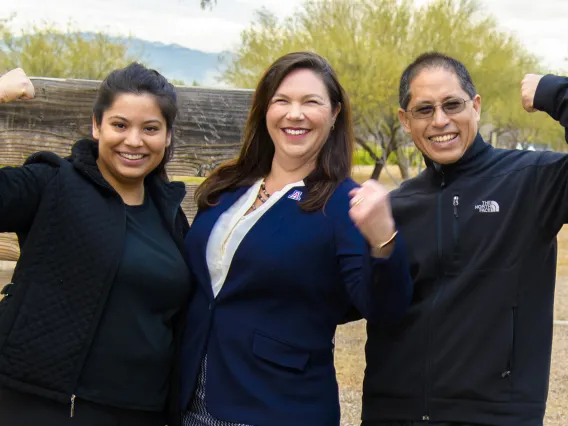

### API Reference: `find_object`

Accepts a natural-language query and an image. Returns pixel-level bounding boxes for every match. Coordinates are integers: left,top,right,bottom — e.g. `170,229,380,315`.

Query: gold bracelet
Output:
374,230,398,250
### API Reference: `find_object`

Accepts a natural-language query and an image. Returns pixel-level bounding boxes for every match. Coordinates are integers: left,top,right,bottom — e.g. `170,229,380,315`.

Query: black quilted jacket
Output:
0,139,190,414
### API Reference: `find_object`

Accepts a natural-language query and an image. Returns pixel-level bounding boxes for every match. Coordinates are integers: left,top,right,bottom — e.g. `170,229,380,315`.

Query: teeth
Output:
430,134,457,142
119,153,145,160
284,129,309,136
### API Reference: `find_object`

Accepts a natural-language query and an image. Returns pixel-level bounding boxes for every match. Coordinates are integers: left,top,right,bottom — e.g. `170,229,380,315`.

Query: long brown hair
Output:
195,51,354,212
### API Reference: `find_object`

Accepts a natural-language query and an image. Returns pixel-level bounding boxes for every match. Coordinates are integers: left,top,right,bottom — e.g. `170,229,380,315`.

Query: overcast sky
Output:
3,0,567,71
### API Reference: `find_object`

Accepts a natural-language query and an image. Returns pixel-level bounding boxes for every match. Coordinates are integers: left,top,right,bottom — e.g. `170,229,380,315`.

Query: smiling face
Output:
398,67,481,165
265,68,340,169
92,92,171,191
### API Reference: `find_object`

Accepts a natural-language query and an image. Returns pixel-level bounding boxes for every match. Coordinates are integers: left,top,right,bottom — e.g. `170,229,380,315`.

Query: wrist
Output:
369,218,397,248
372,229,398,250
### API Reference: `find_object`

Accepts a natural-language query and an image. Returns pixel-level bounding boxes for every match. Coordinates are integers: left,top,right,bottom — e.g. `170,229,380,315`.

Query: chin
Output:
117,169,147,181
282,149,309,160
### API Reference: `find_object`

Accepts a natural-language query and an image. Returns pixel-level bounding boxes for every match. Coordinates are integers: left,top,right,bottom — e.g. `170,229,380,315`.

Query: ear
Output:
332,102,342,127
398,108,411,133
472,94,482,122
92,115,100,140
333,102,342,120
166,130,172,147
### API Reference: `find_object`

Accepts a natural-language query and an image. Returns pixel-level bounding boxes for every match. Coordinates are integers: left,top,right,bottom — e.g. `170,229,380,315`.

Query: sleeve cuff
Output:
534,74,568,119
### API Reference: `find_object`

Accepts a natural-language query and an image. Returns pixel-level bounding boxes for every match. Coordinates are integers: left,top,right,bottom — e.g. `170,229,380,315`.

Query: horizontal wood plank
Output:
0,78,252,175
0,76,250,262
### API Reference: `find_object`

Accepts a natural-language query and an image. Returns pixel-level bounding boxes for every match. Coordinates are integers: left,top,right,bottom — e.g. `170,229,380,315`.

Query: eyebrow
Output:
108,115,163,125
272,93,325,101
413,95,462,105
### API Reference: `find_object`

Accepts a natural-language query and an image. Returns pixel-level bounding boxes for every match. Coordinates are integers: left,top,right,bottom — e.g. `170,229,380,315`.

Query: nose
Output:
431,105,450,128
124,129,143,147
286,102,304,121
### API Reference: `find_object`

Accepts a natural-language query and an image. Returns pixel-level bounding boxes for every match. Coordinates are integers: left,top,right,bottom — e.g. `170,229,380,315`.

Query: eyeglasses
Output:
406,98,472,119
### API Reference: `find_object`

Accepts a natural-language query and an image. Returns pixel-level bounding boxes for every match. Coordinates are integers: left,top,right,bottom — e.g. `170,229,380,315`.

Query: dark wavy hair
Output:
195,51,354,212
92,62,178,178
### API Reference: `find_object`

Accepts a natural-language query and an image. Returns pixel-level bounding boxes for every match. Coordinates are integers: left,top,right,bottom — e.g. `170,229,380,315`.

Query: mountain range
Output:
99,34,229,87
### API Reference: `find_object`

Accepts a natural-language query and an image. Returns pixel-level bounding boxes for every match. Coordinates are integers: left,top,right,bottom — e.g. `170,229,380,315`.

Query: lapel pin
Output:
288,190,302,201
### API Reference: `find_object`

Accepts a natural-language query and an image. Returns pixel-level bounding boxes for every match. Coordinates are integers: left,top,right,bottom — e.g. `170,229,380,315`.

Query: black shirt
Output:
77,194,190,411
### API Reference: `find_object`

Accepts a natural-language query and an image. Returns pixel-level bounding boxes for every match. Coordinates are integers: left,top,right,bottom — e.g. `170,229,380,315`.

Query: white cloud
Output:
4,0,247,52
2,0,567,70
480,0,568,70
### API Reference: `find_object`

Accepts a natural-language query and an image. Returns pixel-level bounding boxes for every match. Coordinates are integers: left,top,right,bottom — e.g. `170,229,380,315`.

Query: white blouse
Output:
206,178,305,297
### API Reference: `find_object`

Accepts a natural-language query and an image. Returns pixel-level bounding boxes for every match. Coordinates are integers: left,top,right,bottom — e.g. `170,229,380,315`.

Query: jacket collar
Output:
70,139,186,222
423,132,491,185
70,139,110,189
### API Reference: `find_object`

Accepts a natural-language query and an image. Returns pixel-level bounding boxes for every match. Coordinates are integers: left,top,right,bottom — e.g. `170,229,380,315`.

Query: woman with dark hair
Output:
179,52,413,426
0,64,190,426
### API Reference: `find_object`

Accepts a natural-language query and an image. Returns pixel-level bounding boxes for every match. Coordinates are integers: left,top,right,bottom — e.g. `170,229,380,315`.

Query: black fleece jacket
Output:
362,74,568,426
0,139,190,417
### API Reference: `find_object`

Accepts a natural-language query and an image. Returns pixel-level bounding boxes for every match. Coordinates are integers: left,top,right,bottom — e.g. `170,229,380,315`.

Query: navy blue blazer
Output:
179,178,412,426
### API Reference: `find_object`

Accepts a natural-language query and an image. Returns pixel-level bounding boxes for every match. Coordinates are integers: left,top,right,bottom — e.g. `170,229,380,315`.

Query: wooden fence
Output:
0,77,253,261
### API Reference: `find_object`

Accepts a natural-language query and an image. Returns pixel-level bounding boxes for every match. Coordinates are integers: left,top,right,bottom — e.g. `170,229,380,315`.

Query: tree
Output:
0,20,138,80
489,97,564,149
221,0,556,181
200,0,217,9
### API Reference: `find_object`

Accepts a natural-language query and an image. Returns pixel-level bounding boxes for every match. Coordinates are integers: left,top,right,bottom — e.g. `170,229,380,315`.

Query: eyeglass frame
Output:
404,97,474,120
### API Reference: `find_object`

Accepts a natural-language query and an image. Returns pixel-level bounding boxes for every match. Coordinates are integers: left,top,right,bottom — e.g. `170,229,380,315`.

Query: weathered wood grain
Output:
0,77,252,261
0,78,252,174
0,234,20,262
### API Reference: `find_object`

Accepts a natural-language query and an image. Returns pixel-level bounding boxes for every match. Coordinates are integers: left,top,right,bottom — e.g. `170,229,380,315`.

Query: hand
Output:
349,180,396,257
521,74,543,113
0,68,35,103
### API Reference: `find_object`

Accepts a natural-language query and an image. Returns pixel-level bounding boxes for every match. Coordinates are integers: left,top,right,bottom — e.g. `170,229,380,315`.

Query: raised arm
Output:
336,180,413,325
0,69,58,233
520,73,568,237
0,68,35,103
522,73,568,142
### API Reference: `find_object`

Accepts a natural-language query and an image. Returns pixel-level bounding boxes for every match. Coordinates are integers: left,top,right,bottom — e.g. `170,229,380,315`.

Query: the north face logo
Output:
475,200,500,213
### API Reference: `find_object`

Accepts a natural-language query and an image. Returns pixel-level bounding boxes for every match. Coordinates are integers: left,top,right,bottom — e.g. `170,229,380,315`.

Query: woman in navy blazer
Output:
179,52,413,426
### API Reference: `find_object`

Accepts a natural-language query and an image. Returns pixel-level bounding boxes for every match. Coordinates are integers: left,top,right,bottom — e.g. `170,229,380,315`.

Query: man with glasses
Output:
361,52,568,426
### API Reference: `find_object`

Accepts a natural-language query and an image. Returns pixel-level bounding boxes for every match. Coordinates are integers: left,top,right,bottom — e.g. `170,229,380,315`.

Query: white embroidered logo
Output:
288,190,302,201
474,200,500,213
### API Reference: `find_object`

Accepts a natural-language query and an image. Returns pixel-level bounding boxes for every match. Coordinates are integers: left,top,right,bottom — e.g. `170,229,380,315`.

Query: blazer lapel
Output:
188,186,249,300
216,185,306,300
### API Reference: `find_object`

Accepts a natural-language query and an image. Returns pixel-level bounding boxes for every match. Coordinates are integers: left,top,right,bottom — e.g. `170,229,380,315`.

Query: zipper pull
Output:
453,195,459,217
70,394,76,418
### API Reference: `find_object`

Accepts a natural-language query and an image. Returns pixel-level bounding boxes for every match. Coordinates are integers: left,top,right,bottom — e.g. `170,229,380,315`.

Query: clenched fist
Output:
521,74,543,113
349,180,396,258
0,68,35,103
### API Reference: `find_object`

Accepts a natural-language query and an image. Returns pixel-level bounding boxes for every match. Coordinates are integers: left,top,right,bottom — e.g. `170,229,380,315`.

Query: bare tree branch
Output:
200,0,217,10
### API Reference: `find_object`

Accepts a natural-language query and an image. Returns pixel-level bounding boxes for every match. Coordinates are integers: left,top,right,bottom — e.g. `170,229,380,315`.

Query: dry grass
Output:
337,165,568,425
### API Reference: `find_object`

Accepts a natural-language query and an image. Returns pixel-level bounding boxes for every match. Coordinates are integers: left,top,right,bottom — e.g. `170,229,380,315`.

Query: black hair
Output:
399,52,476,109
93,62,178,177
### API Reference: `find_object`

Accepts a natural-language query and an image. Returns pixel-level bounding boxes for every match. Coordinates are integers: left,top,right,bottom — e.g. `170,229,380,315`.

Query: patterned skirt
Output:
182,355,253,426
